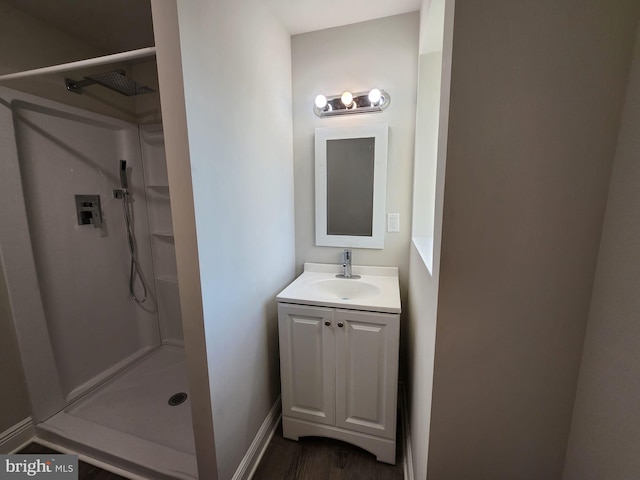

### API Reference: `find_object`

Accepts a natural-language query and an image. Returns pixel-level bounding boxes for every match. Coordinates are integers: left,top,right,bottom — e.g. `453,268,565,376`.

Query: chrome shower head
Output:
86,70,155,96
66,70,155,96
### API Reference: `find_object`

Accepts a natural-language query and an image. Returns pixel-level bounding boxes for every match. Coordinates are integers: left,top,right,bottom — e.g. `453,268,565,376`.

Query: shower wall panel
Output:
140,124,184,345
12,101,160,400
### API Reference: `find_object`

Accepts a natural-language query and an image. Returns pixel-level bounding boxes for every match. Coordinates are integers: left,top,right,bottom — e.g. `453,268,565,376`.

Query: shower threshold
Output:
35,345,197,480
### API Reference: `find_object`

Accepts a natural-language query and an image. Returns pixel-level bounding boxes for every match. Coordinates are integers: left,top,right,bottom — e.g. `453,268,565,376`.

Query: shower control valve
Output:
74,194,102,228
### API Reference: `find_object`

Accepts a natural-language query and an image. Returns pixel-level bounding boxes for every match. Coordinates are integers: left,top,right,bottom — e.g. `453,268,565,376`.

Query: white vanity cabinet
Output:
277,302,400,464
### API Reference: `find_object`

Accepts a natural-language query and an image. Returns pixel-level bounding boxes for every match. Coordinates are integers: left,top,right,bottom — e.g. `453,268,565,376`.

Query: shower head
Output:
120,160,128,190
87,70,155,96
65,70,155,96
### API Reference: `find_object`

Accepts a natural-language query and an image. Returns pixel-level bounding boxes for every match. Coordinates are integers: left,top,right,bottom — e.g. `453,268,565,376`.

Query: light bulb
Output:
368,88,382,105
314,94,327,109
341,91,354,107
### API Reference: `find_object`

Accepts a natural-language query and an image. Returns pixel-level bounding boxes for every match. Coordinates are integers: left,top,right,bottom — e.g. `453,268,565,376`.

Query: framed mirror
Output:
315,124,388,249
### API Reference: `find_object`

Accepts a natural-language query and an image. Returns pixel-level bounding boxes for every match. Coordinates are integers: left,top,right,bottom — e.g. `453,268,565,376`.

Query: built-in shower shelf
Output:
146,185,170,196
151,231,174,240
141,124,183,347
156,275,178,284
140,126,165,145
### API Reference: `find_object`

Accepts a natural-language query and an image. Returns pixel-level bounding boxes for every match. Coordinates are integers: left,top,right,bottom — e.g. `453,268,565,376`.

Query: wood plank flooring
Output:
252,423,405,480
17,421,405,480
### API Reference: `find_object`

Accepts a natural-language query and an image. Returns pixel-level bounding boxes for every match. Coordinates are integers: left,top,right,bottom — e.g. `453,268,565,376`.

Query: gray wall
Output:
563,19,640,480
427,1,640,479
0,255,30,435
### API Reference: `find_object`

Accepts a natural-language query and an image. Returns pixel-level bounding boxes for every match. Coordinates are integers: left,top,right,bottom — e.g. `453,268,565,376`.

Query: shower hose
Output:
121,191,148,304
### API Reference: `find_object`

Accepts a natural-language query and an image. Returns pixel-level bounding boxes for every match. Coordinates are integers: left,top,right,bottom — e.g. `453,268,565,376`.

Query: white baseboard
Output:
1,417,35,453
400,382,414,480
232,396,281,480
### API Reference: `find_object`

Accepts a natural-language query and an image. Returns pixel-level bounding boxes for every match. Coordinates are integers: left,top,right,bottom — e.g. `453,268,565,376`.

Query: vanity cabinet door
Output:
278,304,336,426
334,309,399,439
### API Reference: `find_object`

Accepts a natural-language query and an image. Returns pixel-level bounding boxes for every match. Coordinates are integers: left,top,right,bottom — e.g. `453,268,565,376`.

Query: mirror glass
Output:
327,137,375,236
315,124,388,249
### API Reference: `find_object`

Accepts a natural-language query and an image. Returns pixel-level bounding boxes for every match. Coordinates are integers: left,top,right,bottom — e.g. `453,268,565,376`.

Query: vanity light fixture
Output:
313,88,390,117
315,94,328,109
340,91,354,107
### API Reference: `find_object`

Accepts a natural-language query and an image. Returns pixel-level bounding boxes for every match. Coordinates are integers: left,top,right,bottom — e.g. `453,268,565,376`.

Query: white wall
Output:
0,85,162,421
407,0,453,478
167,1,296,479
562,19,640,480
411,0,445,245
0,9,32,424
150,2,217,478
0,0,164,448
11,101,158,399
0,254,30,436
291,13,420,298
0,0,114,433
411,51,441,244
427,1,640,479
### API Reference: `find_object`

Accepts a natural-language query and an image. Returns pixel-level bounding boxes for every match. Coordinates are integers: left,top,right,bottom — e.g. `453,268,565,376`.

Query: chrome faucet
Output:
336,249,360,279
342,249,352,278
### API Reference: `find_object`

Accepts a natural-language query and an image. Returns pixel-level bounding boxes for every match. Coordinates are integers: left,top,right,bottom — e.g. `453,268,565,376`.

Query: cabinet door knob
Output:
337,322,344,328
324,320,331,326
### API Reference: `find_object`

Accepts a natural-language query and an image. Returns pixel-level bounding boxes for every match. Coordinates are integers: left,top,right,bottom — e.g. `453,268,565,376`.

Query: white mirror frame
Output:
315,123,388,249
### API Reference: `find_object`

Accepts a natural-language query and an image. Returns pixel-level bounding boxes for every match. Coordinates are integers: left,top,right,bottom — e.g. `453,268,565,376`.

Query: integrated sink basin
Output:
276,263,401,313
313,278,381,301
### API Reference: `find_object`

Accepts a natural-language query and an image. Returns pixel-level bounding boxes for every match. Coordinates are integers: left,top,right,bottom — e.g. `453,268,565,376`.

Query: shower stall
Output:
0,62,197,479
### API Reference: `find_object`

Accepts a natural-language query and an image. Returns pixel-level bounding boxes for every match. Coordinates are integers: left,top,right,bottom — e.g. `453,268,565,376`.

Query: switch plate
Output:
387,213,400,233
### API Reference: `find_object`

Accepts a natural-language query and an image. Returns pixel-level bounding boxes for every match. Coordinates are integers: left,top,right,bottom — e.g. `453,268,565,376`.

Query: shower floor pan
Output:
36,345,197,480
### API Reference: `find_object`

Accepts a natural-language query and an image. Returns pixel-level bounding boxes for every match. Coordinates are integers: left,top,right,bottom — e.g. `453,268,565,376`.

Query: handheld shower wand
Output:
115,160,148,304
119,159,128,191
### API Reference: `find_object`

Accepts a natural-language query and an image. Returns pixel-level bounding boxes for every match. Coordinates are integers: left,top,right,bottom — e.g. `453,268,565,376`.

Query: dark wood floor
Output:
18,422,404,480
252,423,404,480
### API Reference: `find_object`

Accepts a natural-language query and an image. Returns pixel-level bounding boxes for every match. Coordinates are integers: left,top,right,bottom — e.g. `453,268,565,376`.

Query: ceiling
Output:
267,0,422,35
3,0,154,54
3,0,422,53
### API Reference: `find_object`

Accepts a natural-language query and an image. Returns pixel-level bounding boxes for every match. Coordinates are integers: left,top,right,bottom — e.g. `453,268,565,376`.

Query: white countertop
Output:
276,263,401,314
